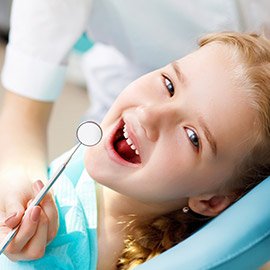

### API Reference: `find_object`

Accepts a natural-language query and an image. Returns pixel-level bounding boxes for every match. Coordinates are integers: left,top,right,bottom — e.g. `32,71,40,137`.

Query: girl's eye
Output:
163,76,175,97
186,128,200,149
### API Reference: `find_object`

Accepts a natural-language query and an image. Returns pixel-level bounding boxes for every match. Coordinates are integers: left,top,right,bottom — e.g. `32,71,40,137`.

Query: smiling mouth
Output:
112,120,142,164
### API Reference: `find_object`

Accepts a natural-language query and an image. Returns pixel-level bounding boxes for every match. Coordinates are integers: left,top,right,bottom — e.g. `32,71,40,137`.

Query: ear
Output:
188,194,234,217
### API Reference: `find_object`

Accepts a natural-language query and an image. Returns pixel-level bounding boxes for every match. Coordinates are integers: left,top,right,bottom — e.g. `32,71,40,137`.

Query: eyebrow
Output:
198,116,217,156
171,61,186,84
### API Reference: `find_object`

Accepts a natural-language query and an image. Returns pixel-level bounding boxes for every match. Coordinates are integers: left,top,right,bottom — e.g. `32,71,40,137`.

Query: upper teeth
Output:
123,124,139,155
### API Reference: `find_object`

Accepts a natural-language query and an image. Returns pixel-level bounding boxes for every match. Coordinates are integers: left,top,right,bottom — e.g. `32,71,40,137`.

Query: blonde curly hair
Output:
116,32,270,270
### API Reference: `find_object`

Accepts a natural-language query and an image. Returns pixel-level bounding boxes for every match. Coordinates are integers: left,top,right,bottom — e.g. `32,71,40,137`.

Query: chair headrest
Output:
135,177,270,270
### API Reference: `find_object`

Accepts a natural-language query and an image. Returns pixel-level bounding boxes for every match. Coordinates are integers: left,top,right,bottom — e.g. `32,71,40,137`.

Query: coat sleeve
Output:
1,0,93,101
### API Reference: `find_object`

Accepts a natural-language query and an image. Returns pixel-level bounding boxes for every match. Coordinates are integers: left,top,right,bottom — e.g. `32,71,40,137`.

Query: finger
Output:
4,198,32,228
5,206,41,254
20,209,48,260
27,199,33,208
33,180,59,242
3,212,18,228
4,197,25,228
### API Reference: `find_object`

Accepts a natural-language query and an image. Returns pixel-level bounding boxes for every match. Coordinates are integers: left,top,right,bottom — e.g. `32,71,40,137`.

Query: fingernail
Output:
33,180,44,192
27,199,33,208
31,207,41,222
4,212,17,224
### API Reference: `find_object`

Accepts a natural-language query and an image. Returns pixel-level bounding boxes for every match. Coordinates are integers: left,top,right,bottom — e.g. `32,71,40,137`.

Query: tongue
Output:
115,138,136,161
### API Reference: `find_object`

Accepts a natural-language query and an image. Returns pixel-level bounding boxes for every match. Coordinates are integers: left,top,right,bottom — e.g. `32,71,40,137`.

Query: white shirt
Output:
1,0,270,101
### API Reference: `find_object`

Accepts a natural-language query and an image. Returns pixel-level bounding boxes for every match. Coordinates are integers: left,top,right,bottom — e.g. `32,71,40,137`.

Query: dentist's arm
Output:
0,91,59,260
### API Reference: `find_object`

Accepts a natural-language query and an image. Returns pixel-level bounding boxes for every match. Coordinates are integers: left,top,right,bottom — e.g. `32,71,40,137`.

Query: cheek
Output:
84,145,108,182
101,91,136,125
143,146,196,198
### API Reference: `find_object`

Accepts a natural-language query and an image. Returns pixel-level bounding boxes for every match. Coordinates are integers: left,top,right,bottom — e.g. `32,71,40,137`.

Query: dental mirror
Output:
0,121,103,255
76,120,103,146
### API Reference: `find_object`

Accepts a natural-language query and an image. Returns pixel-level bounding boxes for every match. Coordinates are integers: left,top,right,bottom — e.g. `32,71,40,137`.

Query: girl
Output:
0,32,270,270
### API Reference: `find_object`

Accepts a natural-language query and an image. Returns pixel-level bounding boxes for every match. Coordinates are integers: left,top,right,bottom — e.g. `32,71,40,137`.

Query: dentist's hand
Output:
0,180,59,261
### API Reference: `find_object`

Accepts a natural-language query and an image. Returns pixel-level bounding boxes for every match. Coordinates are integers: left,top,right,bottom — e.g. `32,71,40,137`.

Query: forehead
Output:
177,44,257,159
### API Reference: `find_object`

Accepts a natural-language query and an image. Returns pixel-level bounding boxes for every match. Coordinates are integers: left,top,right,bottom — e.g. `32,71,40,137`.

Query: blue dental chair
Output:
135,176,270,270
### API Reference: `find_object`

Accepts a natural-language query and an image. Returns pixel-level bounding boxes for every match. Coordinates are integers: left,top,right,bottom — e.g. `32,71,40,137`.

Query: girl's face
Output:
85,44,256,205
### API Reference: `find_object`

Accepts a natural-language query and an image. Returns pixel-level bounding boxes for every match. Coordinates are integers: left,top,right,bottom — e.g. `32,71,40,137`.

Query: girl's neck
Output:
96,185,149,270
96,185,125,270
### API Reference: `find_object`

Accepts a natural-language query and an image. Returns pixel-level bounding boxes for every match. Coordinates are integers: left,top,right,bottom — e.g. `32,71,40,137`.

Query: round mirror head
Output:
76,121,103,146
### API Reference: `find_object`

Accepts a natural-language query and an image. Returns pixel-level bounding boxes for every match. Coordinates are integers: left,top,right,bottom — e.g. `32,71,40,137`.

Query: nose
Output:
136,104,179,142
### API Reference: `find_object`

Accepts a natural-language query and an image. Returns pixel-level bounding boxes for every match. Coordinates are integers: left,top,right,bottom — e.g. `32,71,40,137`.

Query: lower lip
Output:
105,119,141,168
